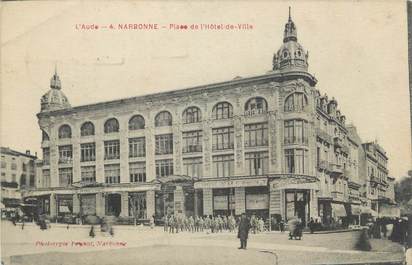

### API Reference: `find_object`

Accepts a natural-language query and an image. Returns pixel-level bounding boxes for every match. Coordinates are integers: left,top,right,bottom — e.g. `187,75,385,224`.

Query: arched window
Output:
104,118,119,133
58,125,72,139
284,93,308,112
81,122,95,136
182,107,201,124
155,111,172,127
129,115,145,130
245,97,268,114
212,102,233,120
42,130,50,141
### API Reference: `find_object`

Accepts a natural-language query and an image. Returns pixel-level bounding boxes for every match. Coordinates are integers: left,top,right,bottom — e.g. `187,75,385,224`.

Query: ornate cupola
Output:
273,7,309,72
40,67,71,112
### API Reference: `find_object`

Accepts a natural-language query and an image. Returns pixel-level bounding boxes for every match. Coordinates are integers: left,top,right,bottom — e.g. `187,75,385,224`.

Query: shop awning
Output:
332,203,347,217
360,206,378,216
379,205,400,218
351,205,362,215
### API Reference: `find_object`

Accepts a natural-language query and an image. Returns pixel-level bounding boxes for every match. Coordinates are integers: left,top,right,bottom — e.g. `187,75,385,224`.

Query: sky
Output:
1,1,411,179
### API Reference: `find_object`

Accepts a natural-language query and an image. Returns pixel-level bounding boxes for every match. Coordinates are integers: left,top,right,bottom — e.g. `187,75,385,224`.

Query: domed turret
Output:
40,68,71,112
273,8,309,72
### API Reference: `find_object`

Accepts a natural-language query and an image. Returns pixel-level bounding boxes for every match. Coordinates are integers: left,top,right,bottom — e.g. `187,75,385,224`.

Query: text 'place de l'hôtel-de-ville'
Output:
22,12,396,227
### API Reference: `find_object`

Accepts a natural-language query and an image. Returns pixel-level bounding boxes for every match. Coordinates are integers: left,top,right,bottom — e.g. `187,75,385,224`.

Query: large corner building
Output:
24,12,396,226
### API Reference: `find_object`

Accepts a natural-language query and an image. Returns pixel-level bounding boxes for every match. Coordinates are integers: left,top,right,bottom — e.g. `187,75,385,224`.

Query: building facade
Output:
24,12,394,226
1,147,37,211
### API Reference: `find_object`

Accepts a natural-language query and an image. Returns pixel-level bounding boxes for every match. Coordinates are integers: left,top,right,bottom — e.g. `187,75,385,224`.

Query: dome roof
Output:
272,8,309,72
40,70,71,112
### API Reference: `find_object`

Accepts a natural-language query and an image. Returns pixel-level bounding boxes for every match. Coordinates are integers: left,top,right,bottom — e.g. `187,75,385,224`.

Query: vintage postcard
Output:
1,1,411,265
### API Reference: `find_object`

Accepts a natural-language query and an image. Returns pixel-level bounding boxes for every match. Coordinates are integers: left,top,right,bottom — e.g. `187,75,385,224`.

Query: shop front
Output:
154,175,195,220
269,174,319,227
213,188,235,216
245,187,269,219
56,194,74,222
194,176,268,217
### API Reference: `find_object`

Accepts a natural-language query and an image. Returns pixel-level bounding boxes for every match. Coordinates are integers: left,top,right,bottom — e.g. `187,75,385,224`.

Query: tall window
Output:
104,164,120,184
245,152,269,175
245,97,268,115
212,102,233,120
129,137,145,157
129,162,146,182
58,145,72,164
58,125,72,139
285,149,309,174
244,123,268,147
81,166,96,183
59,168,73,187
183,157,203,178
104,140,120,160
104,118,119,133
43,148,50,165
155,134,173,155
42,170,51,188
182,131,202,153
212,154,234,177
155,111,172,127
81,143,96,162
129,115,145,130
212,127,234,151
156,159,174,178
183,106,202,124
284,120,308,144
81,122,95,136
284,93,308,112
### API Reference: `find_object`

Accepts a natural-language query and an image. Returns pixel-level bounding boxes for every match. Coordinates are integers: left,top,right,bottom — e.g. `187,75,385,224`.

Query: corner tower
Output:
40,67,71,112
273,8,309,72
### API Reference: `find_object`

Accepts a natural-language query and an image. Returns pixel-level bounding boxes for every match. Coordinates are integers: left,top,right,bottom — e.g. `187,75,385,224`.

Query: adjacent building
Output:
1,147,38,213
23,11,395,226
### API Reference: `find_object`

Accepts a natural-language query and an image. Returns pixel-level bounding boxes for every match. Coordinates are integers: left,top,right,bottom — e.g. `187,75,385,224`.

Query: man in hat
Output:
237,213,251,249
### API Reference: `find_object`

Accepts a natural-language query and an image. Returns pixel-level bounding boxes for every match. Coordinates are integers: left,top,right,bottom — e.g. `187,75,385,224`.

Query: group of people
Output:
367,217,409,245
162,214,238,233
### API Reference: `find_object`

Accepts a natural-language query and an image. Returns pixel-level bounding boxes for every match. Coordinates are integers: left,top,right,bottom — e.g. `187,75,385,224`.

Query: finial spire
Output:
50,64,61,90
288,6,291,22
54,63,57,76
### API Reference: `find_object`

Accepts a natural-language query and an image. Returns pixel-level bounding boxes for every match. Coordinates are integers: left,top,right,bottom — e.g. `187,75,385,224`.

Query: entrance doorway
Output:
285,190,309,225
105,194,121,217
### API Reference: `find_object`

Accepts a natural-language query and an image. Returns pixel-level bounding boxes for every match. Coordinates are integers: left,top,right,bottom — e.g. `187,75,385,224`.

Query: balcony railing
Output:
182,145,203,153
331,191,344,202
284,137,309,145
284,104,308,113
212,143,234,151
58,157,73,164
244,108,267,117
316,128,333,144
329,163,343,176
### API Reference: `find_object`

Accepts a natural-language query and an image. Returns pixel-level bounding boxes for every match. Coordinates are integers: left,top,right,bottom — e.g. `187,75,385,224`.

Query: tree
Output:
394,175,412,215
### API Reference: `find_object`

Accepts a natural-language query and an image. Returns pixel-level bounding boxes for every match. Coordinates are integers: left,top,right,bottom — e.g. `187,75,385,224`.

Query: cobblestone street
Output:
1,222,405,265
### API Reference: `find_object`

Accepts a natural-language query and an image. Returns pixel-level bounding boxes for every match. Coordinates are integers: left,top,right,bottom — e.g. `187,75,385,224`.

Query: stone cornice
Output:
37,71,317,119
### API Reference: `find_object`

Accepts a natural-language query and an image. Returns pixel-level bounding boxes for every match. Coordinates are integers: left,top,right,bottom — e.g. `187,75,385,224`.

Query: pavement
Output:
0,221,406,265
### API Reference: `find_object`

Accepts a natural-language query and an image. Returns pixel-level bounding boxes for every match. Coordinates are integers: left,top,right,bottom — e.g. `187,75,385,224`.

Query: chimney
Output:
26,150,30,155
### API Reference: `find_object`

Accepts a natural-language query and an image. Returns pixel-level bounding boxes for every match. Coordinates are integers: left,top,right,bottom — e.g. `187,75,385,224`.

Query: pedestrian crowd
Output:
161,214,269,234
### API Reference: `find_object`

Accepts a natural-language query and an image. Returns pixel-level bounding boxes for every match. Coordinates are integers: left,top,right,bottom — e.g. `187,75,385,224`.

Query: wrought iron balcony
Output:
58,157,73,164
316,128,332,144
329,163,343,177
244,108,267,117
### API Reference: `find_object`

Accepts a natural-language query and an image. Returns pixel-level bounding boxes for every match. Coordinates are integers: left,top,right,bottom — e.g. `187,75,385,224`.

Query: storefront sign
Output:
213,195,228,210
245,194,268,210
270,177,319,191
195,178,267,189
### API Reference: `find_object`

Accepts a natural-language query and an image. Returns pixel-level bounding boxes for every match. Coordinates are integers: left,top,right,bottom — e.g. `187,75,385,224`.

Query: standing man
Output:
238,213,251,249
